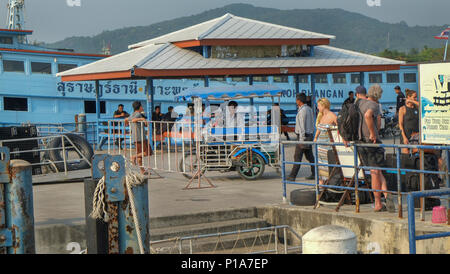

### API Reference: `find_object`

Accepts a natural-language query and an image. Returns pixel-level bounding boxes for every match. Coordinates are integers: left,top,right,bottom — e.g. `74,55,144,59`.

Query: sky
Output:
1,0,449,43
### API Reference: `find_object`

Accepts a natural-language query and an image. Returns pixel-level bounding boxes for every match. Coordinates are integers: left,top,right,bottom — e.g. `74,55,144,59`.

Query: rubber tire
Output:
47,133,94,171
290,189,316,206
237,153,265,180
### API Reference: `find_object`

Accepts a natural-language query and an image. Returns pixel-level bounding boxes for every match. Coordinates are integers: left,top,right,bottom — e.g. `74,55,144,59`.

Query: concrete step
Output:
149,207,257,229
150,217,269,241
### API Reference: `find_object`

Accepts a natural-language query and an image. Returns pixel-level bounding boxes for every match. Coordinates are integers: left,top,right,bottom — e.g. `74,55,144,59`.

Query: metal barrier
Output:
103,119,280,184
150,225,302,254
281,140,449,253
281,141,449,213
407,188,450,254
0,147,35,254
0,134,93,176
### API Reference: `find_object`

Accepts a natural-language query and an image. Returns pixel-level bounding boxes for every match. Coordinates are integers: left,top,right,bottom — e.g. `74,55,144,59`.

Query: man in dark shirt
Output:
112,104,129,145
342,91,355,108
152,106,163,121
113,104,129,118
395,86,405,114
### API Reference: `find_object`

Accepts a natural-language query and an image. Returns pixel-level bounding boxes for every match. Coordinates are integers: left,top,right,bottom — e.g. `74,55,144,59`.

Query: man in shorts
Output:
358,84,394,212
128,101,151,174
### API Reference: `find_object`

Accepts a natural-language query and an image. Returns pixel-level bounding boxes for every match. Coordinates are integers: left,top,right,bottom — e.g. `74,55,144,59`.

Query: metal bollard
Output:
77,113,87,139
91,154,150,254
0,147,35,254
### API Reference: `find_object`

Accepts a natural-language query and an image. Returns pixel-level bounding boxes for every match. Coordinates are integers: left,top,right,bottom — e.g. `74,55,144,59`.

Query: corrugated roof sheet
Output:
128,13,335,49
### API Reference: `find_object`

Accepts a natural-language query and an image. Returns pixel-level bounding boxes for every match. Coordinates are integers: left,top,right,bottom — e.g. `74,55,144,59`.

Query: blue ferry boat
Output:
0,4,420,127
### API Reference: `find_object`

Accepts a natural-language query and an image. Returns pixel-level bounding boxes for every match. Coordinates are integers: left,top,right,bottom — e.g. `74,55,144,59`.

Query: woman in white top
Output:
314,98,338,185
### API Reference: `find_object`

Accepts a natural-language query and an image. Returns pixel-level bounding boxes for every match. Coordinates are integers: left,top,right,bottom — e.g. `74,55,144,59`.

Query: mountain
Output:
44,3,447,56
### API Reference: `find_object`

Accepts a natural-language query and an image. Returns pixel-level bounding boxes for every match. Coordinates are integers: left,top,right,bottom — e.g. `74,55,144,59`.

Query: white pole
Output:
444,40,449,61
444,27,449,61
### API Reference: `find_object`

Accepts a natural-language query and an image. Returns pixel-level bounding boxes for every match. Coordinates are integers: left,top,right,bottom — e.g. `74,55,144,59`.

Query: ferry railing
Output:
0,134,93,176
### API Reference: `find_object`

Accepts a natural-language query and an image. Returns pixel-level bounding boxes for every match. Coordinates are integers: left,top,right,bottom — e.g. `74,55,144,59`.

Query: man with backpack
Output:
337,84,394,212
338,85,366,147
359,85,394,212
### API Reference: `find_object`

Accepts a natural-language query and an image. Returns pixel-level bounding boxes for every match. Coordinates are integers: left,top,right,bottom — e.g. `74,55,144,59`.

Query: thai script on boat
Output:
57,81,142,96
57,81,193,97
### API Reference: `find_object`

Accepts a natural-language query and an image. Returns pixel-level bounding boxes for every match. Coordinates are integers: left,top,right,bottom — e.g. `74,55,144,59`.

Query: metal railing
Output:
0,134,92,175
281,140,450,253
103,119,280,177
149,225,302,254
407,188,450,254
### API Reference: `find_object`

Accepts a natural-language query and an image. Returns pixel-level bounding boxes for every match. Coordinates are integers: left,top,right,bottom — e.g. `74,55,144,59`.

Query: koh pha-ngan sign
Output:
419,62,450,144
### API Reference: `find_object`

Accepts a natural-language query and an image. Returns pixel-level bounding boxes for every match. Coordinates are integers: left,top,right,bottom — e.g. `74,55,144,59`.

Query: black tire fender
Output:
47,133,93,171
290,189,316,206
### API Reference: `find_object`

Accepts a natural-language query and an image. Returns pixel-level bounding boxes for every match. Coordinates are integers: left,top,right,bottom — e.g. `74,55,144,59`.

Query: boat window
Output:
231,76,247,82
2,60,25,73
351,74,360,84
273,76,289,83
31,62,52,74
332,73,346,84
315,74,328,84
297,75,309,83
3,97,28,111
253,76,268,82
58,63,77,73
387,73,399,83
404,73,416,83
0,36,13,44
209,76,226,82
84,100,106,114
369,73,383,83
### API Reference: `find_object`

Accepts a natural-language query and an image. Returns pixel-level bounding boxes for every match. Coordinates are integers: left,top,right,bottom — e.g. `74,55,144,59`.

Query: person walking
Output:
287,93,315,181
394,86,405,115
127,101,152,174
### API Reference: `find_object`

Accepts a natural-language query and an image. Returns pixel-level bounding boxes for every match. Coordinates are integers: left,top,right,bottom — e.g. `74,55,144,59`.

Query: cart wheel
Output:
237,153,265,180
179,152,204,179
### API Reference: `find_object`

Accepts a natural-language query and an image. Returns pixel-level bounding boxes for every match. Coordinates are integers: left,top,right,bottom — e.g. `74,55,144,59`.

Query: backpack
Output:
280,110,289,125
337,101,363,142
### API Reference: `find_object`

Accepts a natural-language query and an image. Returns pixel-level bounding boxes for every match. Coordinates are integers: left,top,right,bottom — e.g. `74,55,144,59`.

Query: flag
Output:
434,28,450,40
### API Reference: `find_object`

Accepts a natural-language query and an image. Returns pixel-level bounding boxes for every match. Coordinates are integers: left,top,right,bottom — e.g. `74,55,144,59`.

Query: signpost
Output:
418,62,450,220
418,62,450,145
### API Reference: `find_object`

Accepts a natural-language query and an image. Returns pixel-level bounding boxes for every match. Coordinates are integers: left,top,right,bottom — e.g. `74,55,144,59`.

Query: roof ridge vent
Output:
197,13,234,40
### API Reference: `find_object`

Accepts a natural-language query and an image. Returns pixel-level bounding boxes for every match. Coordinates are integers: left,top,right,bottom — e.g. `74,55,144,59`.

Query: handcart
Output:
175,85,284,180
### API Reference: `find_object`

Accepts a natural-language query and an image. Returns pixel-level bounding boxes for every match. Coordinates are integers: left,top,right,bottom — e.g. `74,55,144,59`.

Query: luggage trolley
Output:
175,85,284,180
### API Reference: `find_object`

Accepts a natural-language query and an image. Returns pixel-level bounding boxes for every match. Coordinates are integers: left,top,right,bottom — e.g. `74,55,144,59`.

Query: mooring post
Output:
91,154,150,254
77,113,88,140
84,178,108,254
5,157,36,254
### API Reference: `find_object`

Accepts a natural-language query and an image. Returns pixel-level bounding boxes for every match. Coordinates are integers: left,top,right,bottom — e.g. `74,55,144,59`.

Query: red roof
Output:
0,47,109,58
